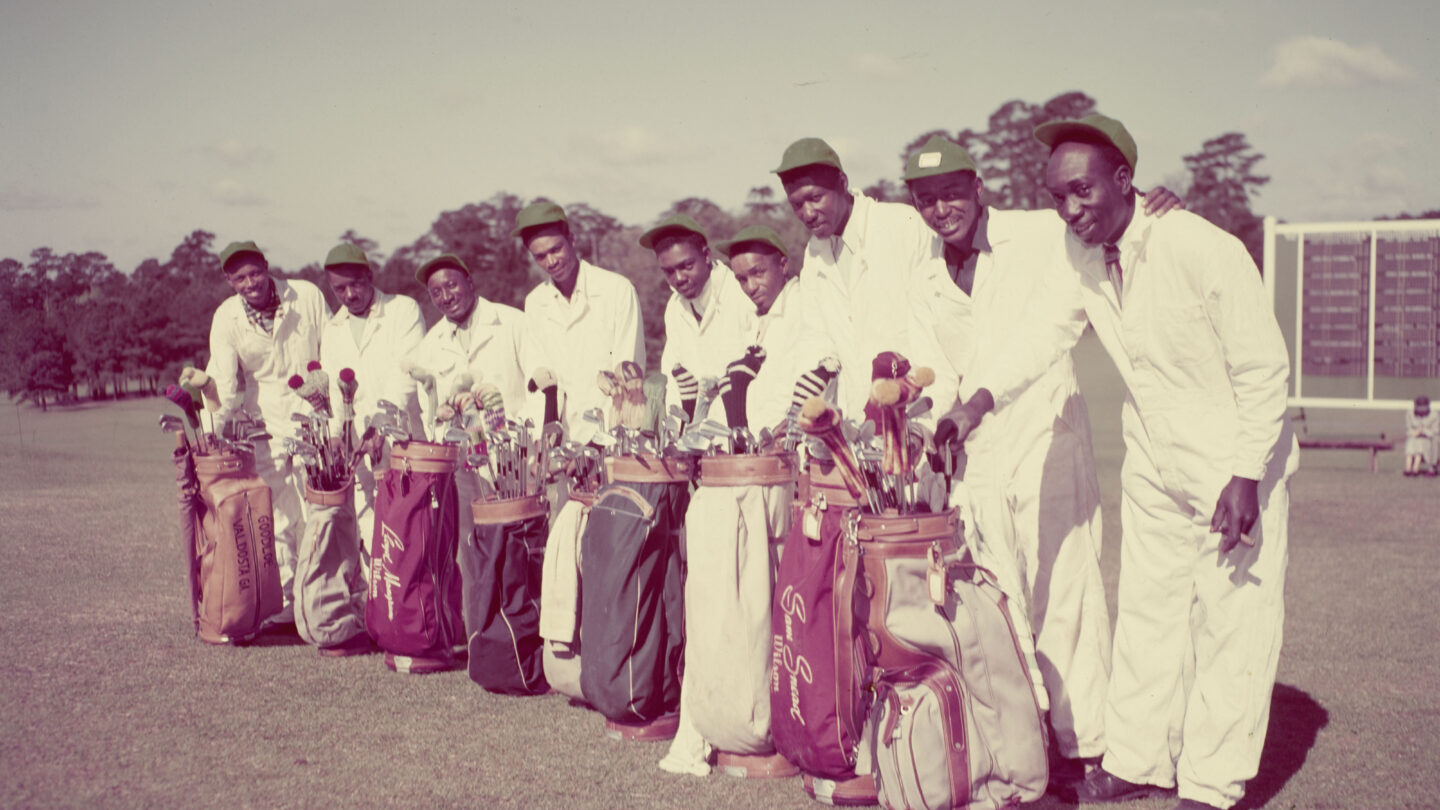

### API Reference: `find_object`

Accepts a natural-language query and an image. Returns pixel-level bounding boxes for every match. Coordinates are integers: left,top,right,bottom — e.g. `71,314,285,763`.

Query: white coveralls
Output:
320,291,426,548
659,263,757,427
521,261,644,445
206,277,327,622
908,208,1110,757
793,190,935,419
972,205,1298,809
408,296,528,541
662,279,811,773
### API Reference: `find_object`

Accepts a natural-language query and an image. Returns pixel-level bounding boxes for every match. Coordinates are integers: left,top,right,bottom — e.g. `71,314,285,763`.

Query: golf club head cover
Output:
163,384,201,428
721,346,766,428
789,356,840,416
528,367,560,425
671,363,699,420
797,396,868,499
617,361,646,430
865,351,910,426
475,383,506,434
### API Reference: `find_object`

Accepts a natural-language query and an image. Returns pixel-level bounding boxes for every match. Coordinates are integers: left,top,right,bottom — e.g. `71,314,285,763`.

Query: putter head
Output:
668,405,690,425
590,431,618,448
443,427,470,446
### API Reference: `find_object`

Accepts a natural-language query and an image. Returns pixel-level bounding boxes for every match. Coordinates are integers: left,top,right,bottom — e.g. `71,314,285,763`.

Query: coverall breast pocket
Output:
1149,303,1217,367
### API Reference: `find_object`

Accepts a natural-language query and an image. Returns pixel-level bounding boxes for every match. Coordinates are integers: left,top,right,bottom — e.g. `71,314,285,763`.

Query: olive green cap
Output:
219,240,265,272
638,214,708,250
415,253,469,285
715,225,788,259
773,137,843,175
511,201,568,239
903,135,978,181
323,242,370,270
1033,114,1138,172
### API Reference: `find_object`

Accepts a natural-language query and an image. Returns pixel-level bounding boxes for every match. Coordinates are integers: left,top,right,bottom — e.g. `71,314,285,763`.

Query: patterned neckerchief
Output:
241,281,283,336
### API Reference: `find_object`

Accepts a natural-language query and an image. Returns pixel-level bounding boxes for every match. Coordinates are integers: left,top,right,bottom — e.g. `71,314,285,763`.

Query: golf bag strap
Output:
176,442,203,635
471,493,548,525
835,509,863,750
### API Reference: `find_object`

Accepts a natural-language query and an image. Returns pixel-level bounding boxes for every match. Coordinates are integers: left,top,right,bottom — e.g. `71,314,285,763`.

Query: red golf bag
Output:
365,441,465,673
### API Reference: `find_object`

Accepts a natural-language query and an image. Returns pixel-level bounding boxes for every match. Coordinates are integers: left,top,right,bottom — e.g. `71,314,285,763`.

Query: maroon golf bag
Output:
177,444,284,644
579,455,691,730
769,468,869,782
366,441,465,673
463,493,549,695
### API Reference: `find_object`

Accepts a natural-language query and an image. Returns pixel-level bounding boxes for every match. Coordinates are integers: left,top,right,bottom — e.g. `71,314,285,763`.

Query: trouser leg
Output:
959,476,1048,713
257,448,303,623
1016,425,1111,759
1175,474,1290,809
1101,464,1194,789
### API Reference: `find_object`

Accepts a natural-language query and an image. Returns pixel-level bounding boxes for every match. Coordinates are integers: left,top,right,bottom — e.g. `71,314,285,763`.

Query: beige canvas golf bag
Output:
668,452,799,777
856,509,1049,810
539,489,596,701
294,478,367,648
183,448,283,644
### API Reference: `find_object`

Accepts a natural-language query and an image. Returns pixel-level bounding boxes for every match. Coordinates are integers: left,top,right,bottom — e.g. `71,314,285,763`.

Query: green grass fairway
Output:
2,334,1437,809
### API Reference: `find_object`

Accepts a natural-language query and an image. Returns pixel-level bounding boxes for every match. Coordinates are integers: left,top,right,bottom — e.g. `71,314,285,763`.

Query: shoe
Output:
1048,755,1102,794
1172,800,1223,810
1072,768,1167,802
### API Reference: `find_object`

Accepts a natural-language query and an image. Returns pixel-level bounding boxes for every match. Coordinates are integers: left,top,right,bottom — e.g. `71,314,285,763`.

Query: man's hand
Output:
1143,186,1185,217
934,389,995,452
1209,476,1260,553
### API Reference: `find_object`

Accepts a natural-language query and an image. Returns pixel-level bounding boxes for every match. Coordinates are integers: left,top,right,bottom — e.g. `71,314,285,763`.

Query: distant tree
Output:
861,178,907,204
565,202,623,267
745,186,782,218
1376,209,1440,221
657,197,733,241
1184,132,1269,265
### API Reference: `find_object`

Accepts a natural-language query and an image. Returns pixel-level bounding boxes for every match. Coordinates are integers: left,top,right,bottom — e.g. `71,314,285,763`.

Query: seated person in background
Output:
1404,395,1438,477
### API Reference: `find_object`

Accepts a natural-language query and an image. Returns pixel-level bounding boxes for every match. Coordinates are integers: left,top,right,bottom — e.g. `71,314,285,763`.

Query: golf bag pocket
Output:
464,494,549,695
579,480,688,722
191,451,283,644
869,661,971,810
770,495,869,780
858,517,1047,808
294,480,366,648
541,493,594,701
365,442,464,664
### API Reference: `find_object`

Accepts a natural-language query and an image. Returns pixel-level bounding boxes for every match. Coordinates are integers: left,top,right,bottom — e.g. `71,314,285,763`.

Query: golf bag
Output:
463,493,549,695
539,491,596,702
294,478,367,648
680,453,796,755
769,468,869,781
365,441,465,673
579,455,691,723
178,446,284,644
857,509,1048,810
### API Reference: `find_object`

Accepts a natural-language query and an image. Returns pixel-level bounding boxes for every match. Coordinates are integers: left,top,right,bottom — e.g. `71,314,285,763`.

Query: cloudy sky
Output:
2,0,1436,272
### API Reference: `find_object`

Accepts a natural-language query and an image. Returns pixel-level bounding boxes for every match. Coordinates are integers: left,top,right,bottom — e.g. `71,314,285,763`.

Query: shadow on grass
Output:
1236,682,1329,810
242,624,309,648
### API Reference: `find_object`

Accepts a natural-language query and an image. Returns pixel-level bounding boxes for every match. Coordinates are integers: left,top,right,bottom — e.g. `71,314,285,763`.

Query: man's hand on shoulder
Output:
1143,186,1185,217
